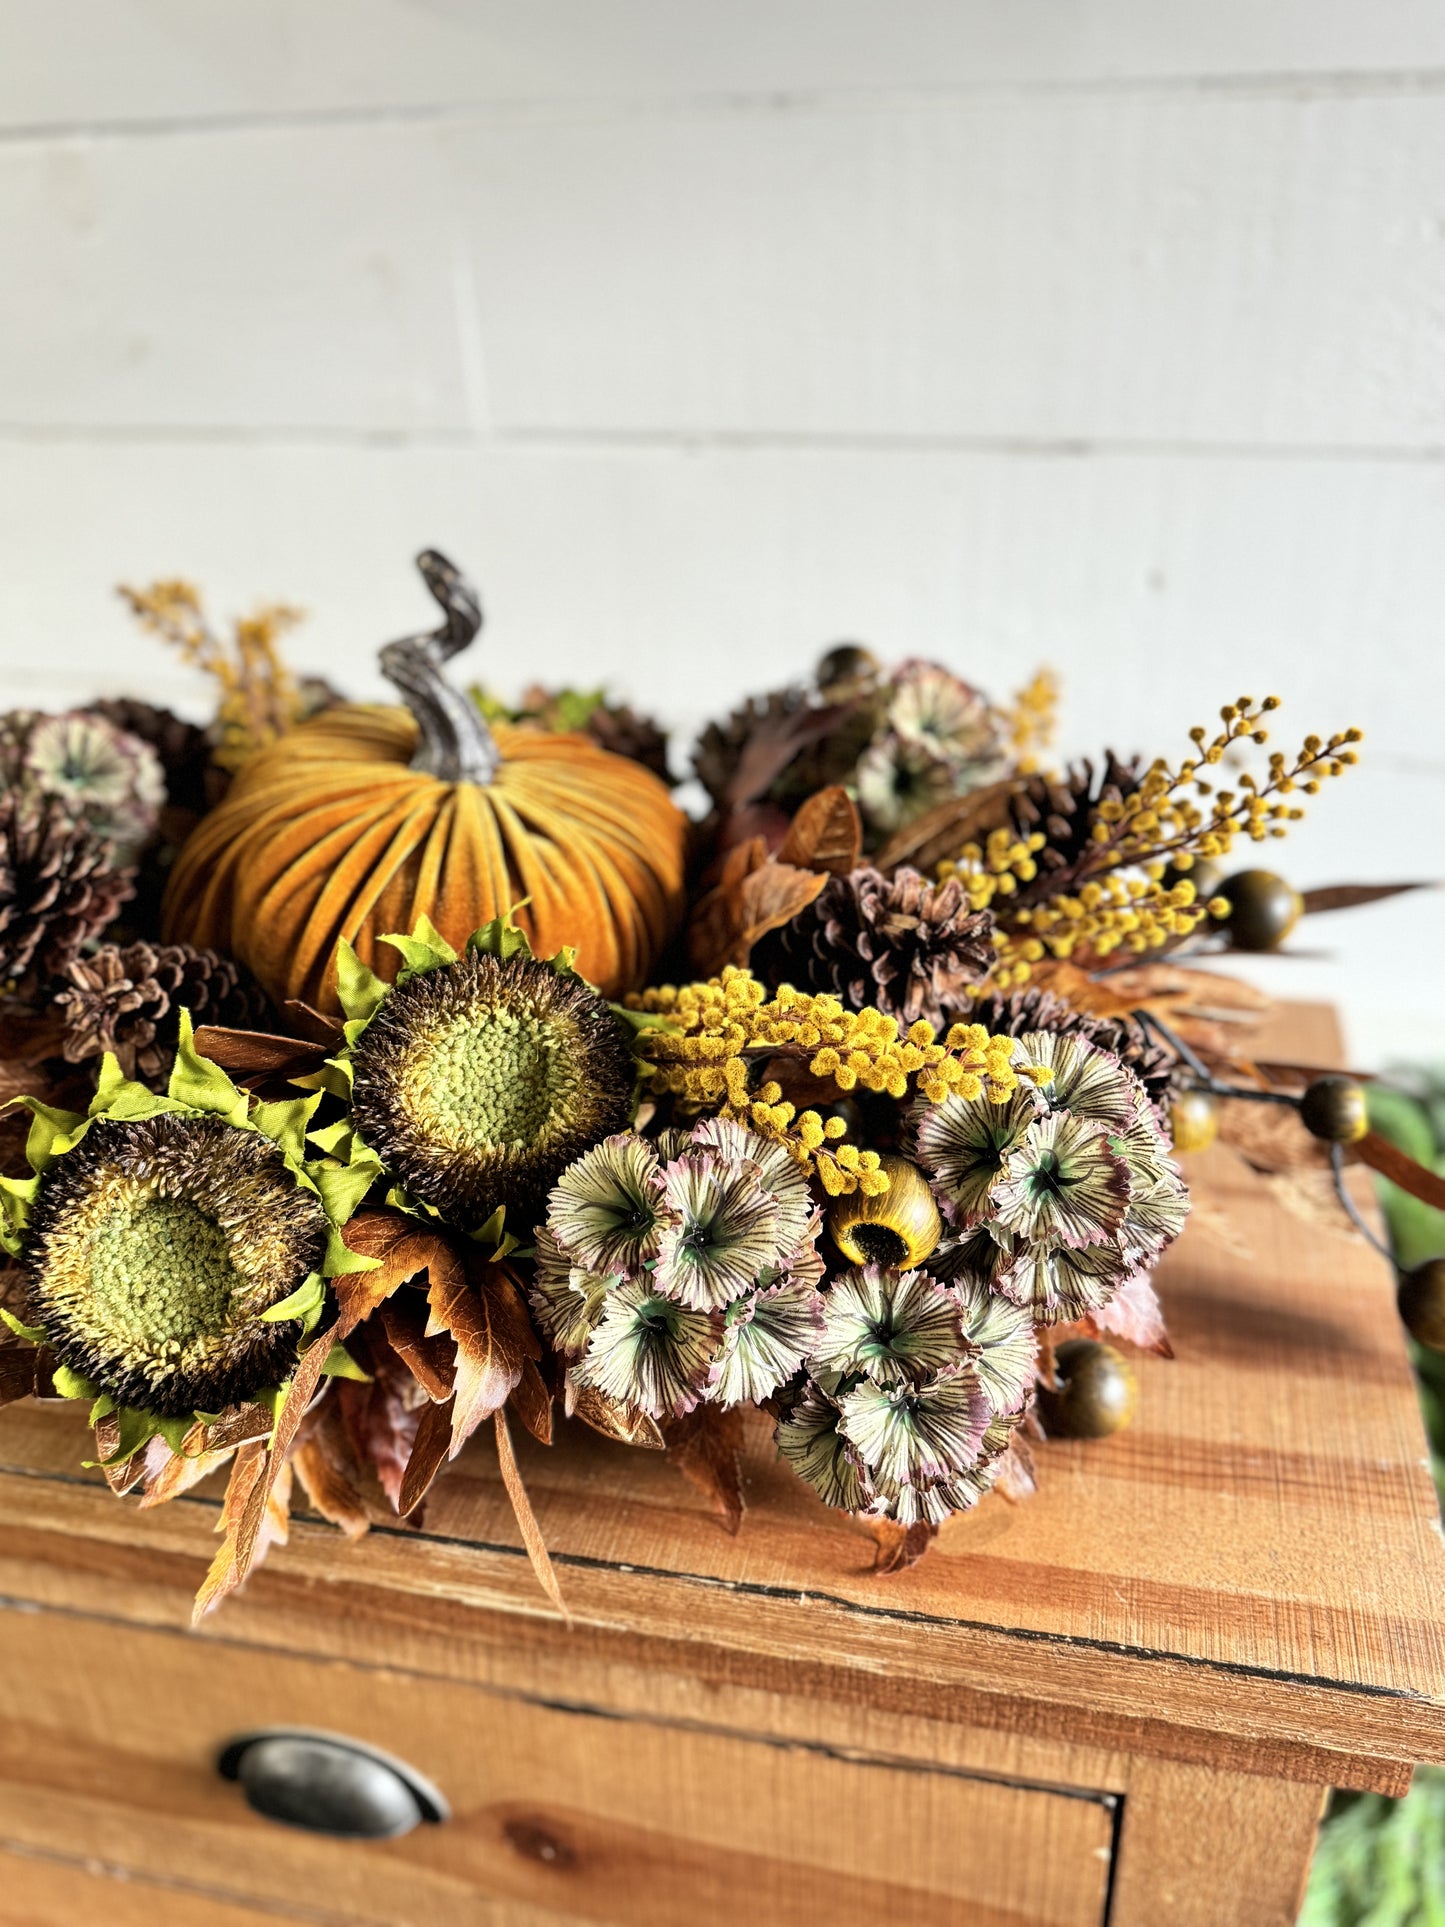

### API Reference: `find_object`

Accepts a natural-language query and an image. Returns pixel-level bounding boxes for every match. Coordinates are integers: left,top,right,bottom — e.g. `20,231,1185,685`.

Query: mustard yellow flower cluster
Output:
1098,698,1361,870
627,969,1030,1196
989,874,1224,986
997,667,1059,773
938,826,1049,914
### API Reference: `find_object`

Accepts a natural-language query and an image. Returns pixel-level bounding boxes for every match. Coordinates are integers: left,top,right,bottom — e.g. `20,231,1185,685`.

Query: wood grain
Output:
0,1842,331,1927
1109,1760,1328,1927
0,1611,1115,1927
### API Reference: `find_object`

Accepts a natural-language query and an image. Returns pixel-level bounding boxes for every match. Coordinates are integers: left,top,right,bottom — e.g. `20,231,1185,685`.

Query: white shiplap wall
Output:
0,2,1440,1064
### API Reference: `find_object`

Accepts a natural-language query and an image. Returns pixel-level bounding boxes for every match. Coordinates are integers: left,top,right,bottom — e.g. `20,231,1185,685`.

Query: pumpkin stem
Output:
379,549,501,785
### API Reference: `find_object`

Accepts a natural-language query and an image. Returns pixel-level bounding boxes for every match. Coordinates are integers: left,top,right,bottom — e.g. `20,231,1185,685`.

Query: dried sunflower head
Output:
0,1015,367,1439
334,917,638,1236
5,708,166,864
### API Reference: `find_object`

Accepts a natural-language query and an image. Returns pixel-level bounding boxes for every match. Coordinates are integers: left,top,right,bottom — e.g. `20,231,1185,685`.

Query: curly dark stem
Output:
379,549,499,784
1330,1141,1396,1266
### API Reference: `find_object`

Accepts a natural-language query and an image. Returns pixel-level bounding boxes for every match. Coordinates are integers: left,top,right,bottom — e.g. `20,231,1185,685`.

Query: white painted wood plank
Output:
6,1,1445,134
1,435,1437,1060
445,91,1445,448
0,124,470,431
7,93,1445,448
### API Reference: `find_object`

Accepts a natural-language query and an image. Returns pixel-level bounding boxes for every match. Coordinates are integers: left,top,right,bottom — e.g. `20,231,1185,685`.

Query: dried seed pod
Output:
828,1155,942,1270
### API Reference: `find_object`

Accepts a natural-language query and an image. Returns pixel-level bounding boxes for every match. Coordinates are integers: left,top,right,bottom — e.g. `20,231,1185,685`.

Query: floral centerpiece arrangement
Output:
1,549,1438,1615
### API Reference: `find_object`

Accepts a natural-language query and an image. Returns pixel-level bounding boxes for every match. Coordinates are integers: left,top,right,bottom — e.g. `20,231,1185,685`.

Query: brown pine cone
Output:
585,703,673,784
1006,753,1143,904
0,796,133,993
55,940,272,1089
965,983,1182,1118
754,866,997,1030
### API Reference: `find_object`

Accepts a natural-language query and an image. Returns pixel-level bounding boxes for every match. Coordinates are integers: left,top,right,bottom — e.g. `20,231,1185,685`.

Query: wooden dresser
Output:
2,1002,1443,1927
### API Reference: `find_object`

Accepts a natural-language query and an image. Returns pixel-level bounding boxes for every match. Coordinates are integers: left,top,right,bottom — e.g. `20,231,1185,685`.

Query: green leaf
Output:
87,1405,164,1466
21,1096,90,1172
250,1092,322,1164
50,1362,100,1400
307,1117,354,1158
156,1413,196,1455
467,910,535,963
383,914,459,979
292,1056,353,1099
312,1157,381,1230
0,1307,47,1345
609,1002,674,1035
260,1272,326,1327
323,1224,382,1279
167,1010,249,1124
468,1204,522,1259
334,940,390,1027
319,1341,371,1382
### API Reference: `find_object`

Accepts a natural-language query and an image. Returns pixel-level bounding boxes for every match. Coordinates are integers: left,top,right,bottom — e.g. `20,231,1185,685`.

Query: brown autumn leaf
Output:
1218,1097,1326,1174
380,1293,458,1402
292,1395,371,1539
398,1394,455,1517
1301,881,1433,916
426,1249,539,1458
92,1413,154,1496
867,1517,938,1574
509,1357,554,1447
336,1327,427,1512
283,998,346,1044
776,785,862,877
723,697,859,810
193,1024,331,1088
192,1316,340,1624
139,1437,233,1509
494,1407,567,1617
1357,1131,1445,1211
568,1379,666,1450
873,778,1021,875
688,834,827,976
660,1405,746,1534
193,1439,268,1620
993,1433,1038,1504
1084,1274,1174,1358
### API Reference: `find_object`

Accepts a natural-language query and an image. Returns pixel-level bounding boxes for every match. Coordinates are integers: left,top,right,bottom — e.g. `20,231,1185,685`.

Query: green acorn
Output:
1298,1075,1369,1145
321,915,639,1237
0,1014,371,1447
1217,869,1302,952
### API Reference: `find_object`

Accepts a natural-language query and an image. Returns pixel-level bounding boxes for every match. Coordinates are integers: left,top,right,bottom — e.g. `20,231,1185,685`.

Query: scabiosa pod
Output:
536,1117,827,1419
307,913,641,1241
0,1012,374,1459
914,1027,1188,1327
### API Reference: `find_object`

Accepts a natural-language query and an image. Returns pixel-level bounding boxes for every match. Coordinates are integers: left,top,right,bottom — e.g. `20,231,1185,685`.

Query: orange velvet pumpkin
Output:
162,553,688,1013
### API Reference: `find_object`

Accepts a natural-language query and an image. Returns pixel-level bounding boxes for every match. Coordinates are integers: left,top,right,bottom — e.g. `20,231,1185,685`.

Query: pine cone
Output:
965,984,1182,1117
755,866,997,1030
1006,754,1143,904
87,698,217,818
55,940,272,1089
586,703,673,784
0,797,133,993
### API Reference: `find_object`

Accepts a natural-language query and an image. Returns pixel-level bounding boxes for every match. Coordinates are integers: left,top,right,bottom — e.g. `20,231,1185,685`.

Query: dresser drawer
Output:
0,1605,1114,1927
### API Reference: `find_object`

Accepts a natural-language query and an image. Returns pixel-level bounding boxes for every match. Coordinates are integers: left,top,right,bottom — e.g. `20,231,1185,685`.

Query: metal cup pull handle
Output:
218,1728,449,1839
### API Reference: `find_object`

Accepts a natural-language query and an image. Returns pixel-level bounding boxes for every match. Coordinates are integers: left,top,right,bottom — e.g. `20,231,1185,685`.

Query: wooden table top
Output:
3,1000,1444,1794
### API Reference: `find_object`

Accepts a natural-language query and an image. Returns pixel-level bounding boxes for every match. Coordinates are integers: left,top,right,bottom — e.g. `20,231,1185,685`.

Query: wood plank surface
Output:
1,1001,1441,1792
0,1612,1116,1927
1108,1760,1327,1927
